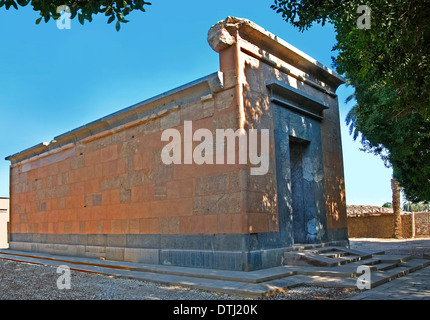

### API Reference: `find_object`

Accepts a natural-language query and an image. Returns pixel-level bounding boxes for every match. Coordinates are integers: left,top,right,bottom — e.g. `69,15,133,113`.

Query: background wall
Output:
348,210,430,238
0,197,9,248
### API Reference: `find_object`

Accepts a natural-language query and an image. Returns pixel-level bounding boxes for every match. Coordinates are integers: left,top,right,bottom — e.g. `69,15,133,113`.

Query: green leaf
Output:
70,10,77,20
107,15,115,24
16,0,29,6
115,20,121,31
35,16,42,24
78,13,84,25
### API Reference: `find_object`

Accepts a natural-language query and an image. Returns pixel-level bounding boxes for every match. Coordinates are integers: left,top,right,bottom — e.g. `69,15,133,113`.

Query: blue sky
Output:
0,0,394,205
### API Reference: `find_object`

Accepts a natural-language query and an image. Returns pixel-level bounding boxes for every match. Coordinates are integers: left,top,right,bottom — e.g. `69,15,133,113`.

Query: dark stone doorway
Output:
289,137,310,244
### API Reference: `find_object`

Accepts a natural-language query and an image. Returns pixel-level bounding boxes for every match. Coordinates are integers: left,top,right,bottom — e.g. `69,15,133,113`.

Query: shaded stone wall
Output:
234,19,347,246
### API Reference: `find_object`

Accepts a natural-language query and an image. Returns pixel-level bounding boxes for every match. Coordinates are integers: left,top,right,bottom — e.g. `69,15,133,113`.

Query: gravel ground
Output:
1,238,428,301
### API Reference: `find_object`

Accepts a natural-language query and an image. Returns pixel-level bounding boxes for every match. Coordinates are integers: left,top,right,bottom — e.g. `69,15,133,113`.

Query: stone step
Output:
286,243,325,252
345,248,385,256
319,250,350,258
283,248,374,267
308,259,430,289
308,246,344,254
376,255,414,263
373,262,400,271
288,260,402,278
284,240,349,252
348,257,382,267
366,259,430,288
283,259,430,290
292,246,382,256
283,251,338,267
282,243,400,269
284,265,359,278
0,249,294,284
398,258,430,272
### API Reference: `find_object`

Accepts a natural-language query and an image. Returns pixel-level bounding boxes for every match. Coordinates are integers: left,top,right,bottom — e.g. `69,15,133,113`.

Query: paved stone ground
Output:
350,237,430,258
347,263,430,300
347,237,430,300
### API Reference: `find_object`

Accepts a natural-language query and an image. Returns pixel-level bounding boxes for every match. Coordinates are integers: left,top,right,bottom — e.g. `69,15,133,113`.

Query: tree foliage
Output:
403,201,430,212
272,0,430,201
0,0,151,31
382,202,392,208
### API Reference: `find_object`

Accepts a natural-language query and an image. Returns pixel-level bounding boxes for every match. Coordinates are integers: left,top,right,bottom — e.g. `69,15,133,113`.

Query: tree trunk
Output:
391,178,402,238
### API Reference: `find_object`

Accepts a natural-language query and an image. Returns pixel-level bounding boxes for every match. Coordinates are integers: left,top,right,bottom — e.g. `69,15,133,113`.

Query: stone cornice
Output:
208,16,345,91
